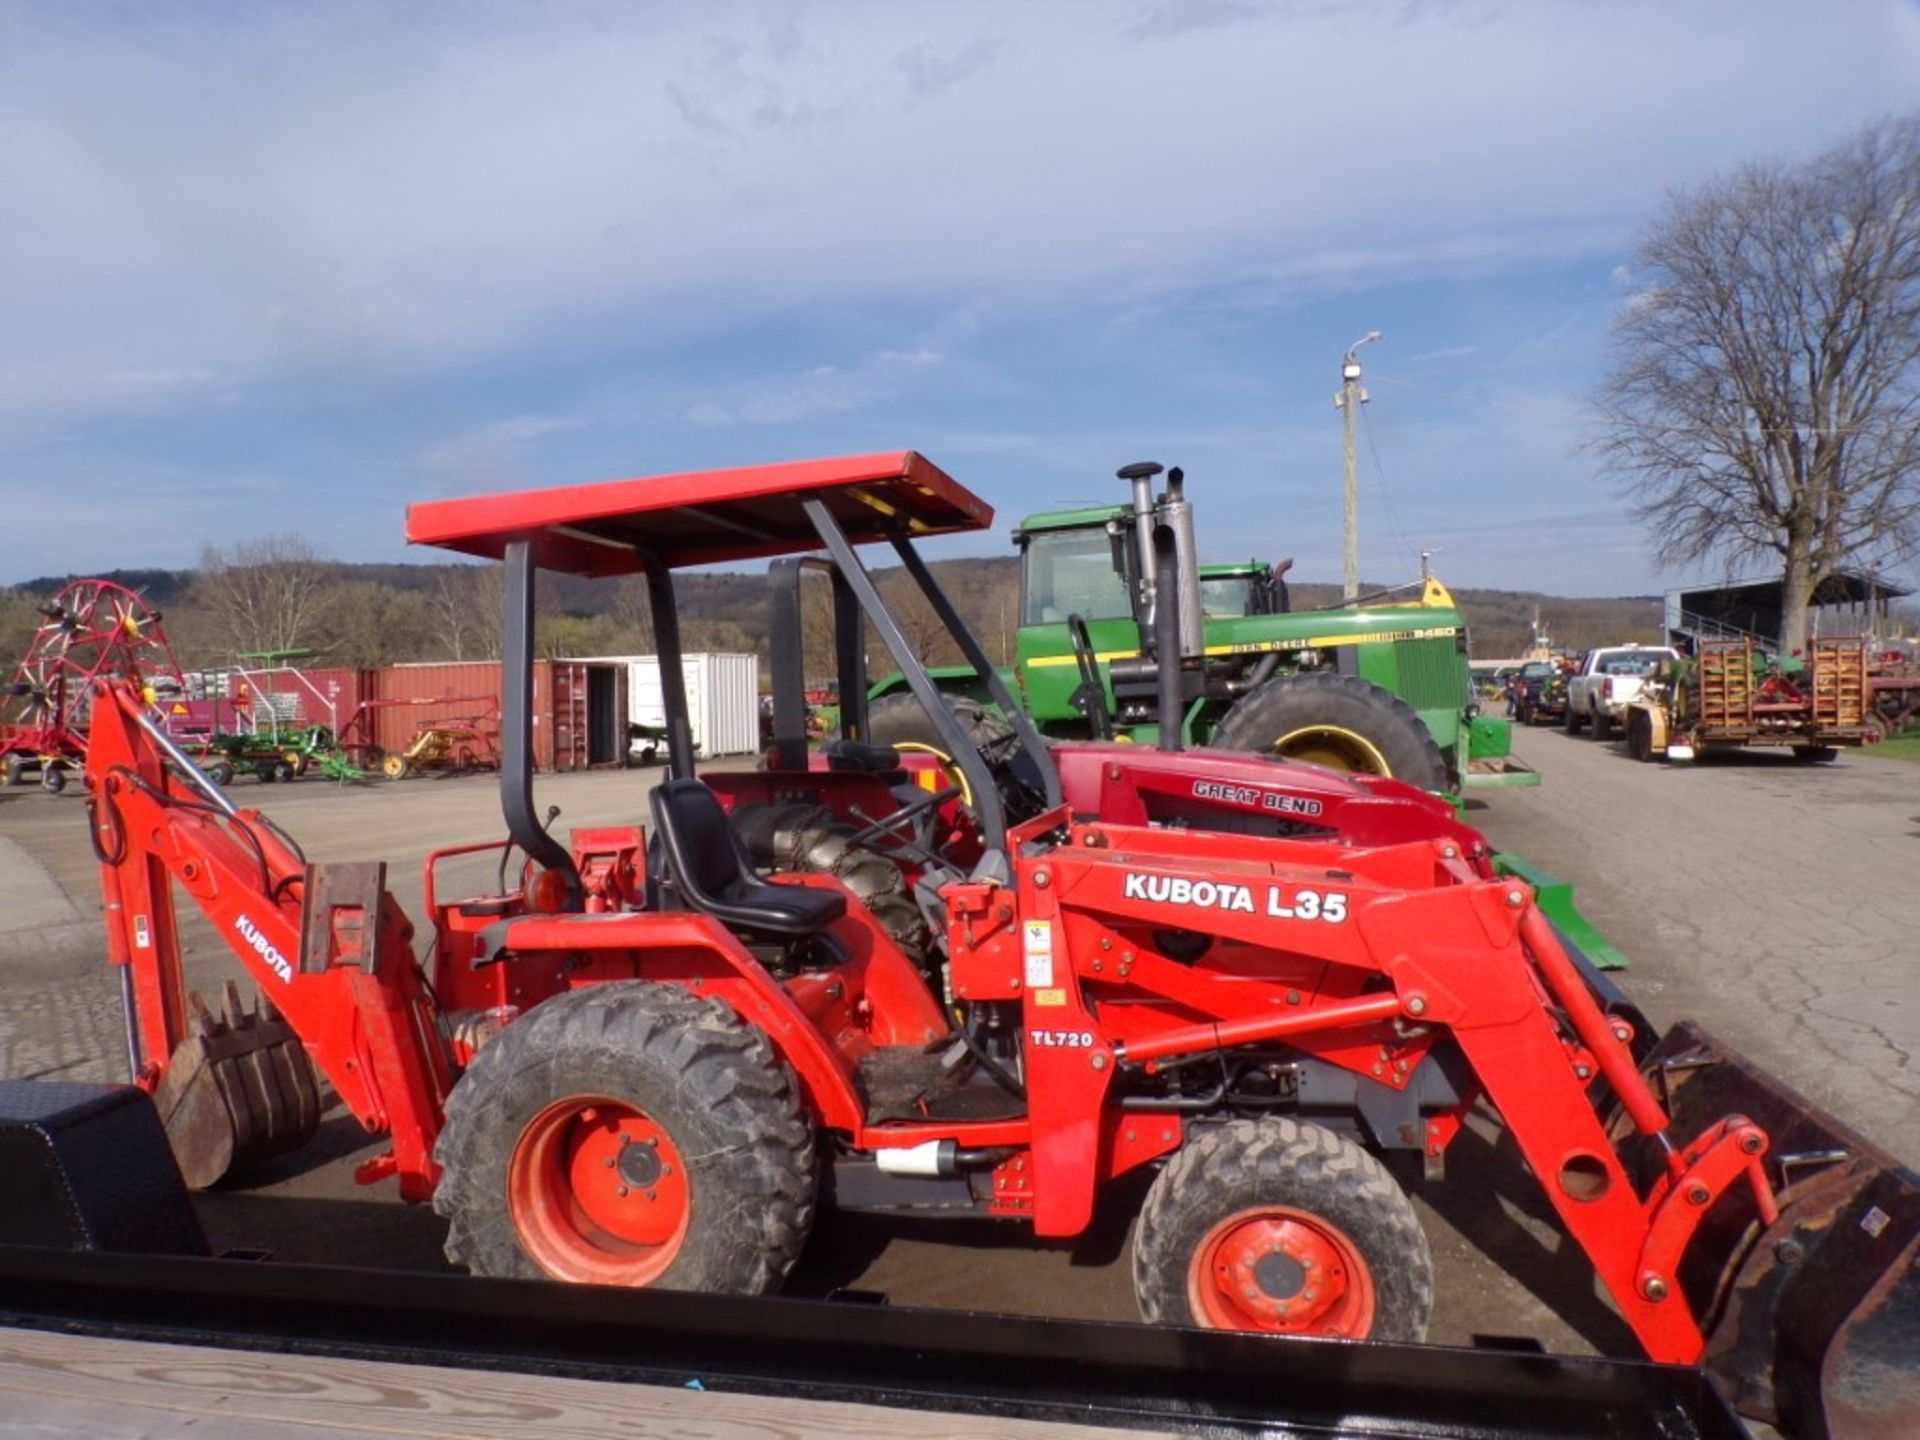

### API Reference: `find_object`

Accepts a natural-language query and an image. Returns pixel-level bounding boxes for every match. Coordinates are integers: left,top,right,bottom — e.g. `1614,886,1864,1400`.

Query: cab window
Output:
1200,576,1252,618
1022,528,1131,626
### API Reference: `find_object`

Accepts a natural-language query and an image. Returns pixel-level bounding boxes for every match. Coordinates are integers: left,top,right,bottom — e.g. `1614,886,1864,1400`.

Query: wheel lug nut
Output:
646,1189,658,1202
617,1185,629,1198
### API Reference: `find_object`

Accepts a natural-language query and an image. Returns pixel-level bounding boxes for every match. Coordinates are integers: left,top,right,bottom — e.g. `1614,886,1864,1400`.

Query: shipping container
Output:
370,659,628,772
584,653,761,758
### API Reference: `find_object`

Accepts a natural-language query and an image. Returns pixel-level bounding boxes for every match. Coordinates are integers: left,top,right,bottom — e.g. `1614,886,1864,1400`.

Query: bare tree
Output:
1595,116,1920,651
195,535,332,657
428,568,481,662
876,569,954,667
425,563,511,661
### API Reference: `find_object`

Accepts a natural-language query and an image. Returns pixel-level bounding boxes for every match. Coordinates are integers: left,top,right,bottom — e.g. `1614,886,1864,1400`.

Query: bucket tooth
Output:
152,985,322,1189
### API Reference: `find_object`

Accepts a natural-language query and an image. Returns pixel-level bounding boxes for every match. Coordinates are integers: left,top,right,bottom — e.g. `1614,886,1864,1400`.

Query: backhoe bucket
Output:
1640,1022,1919,1440
152,981,322,1188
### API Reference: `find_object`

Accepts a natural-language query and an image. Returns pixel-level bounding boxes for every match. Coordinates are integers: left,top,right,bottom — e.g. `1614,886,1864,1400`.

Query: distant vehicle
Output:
1512,661,1568,726
1565,645,1680,738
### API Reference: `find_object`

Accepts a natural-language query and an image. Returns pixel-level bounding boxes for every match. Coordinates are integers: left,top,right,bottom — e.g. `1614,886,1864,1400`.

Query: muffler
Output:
152,980,322,1188
1639,1022,1918,1440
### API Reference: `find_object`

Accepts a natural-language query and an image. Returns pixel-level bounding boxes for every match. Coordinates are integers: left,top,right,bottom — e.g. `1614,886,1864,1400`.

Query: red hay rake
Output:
1,579,185,791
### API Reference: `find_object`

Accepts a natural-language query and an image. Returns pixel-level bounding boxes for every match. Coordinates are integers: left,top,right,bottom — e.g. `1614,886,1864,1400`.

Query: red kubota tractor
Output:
83,453,1915,1439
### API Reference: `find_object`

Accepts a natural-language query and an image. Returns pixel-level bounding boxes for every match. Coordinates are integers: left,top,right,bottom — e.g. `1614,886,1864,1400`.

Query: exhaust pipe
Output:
1153,517,1183,752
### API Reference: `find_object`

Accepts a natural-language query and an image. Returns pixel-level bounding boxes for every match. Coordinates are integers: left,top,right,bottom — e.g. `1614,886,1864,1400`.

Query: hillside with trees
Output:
5,536,1667,680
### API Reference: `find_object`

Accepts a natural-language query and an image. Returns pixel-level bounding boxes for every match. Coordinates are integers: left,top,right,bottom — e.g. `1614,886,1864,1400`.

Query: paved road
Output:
1477,725,1920,1166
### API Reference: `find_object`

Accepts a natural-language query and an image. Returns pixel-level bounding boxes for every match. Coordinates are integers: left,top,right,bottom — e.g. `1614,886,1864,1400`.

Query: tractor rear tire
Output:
1210,673,1448,792
434,982,816,1294
866,692,1012,800
1133,1117,1432,1342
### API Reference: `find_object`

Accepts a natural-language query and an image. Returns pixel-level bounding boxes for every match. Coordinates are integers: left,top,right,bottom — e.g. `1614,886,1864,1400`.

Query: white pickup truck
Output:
1564,644,1680,739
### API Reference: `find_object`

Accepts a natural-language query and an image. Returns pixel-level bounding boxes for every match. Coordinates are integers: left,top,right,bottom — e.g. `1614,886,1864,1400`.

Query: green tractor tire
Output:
1209,672,1449,792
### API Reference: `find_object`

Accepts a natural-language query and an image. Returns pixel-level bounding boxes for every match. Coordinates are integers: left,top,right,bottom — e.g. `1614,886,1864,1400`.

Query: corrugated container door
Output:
721,653,761,756
681,655,708,756
550,661,589,772
531,659,553,773
630,659,666,728
612,663,629,766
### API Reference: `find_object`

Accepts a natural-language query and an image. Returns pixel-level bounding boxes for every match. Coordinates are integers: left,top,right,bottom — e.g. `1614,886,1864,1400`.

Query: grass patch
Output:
1866,734,1920,764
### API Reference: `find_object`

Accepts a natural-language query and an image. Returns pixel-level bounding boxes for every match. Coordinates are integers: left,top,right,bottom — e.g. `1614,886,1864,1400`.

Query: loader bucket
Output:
1638,1022,1919,1440
151,981,322,1188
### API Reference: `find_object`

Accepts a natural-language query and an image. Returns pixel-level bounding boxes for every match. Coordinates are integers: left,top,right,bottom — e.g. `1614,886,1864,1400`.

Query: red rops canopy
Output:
405,451,993,576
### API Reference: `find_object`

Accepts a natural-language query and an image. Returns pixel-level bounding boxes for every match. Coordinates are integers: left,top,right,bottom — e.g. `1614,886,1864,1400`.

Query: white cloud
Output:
1,0,1913,436
417,415,585,480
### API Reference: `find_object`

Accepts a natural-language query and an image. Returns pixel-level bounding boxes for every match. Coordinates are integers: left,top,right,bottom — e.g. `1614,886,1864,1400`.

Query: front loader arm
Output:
1023,819,1784,1368
85,679,452,1200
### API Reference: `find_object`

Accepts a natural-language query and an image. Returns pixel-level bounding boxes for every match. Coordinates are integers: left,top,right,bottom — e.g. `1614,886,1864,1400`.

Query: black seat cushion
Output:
649,778,846,937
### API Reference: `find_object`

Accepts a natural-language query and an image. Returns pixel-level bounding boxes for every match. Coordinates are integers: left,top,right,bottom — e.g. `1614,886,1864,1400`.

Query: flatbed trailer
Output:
1624,638,1880,763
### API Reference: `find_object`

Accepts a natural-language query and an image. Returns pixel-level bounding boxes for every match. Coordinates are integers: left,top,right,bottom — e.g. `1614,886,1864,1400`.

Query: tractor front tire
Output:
1133,1117,1432,1342
434,982,816,1294
1210,673,1448,792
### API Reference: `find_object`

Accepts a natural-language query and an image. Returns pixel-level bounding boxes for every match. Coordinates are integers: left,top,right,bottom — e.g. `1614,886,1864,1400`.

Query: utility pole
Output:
1334,331,1381,601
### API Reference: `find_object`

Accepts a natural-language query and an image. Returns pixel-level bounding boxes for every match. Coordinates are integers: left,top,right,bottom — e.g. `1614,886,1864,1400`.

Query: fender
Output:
479,901,938,1135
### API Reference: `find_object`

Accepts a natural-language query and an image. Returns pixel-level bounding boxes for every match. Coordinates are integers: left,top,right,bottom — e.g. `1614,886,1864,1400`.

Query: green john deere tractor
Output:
868,461,1534,796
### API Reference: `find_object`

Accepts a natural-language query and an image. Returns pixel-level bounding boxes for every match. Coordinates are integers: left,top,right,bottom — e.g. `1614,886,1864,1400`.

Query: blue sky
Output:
4,1,1918,594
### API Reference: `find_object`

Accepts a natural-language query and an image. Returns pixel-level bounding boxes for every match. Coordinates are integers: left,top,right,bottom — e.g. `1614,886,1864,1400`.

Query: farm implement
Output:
0,578,184,793
76,453,1915,1438
378,711,500,780
1622,638,1884,763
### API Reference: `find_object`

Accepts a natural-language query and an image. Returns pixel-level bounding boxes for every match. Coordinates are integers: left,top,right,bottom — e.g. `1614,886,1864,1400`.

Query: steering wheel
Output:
846,782,964,852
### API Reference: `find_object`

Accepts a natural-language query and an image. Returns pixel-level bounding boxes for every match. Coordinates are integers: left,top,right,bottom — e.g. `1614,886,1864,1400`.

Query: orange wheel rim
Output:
1188,1206,1375,1337
507,1096,690,1285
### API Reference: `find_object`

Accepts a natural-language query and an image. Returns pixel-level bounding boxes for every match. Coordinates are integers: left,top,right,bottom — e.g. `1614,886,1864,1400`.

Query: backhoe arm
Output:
85,678,452,1200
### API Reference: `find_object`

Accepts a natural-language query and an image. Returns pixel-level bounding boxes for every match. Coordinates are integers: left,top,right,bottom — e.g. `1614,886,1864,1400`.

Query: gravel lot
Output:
0,727,1912,1358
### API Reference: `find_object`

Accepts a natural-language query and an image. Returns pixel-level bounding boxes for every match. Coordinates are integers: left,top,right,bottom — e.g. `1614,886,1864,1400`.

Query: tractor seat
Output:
649,778,847,938
823,738,902,774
